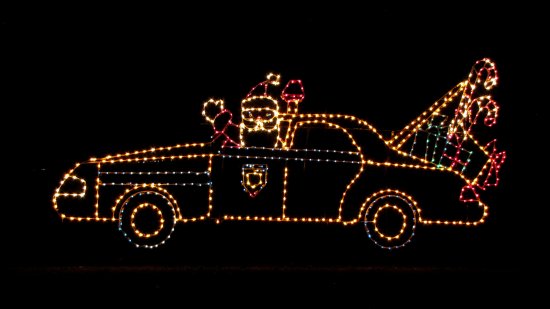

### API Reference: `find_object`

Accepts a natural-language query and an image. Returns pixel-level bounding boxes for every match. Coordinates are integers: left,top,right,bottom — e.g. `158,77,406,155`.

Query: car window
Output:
290,123,358,152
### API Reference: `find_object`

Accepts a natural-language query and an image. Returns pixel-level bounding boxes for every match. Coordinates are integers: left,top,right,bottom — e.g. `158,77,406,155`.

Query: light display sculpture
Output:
53,59,505,249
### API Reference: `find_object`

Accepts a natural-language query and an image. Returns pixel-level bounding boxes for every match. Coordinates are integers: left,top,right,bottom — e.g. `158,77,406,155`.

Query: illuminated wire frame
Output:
240,90,281,148
241,164,268,198
53,58,505,249
202,99,240,148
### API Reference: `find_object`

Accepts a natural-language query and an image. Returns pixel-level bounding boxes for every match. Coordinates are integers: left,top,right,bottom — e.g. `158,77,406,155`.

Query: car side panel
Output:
285,159,360,219
211,155,285,218
99,158,213,219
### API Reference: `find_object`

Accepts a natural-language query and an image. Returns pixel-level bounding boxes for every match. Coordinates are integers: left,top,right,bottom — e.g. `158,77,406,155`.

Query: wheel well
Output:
358,189,420,223
112,185,181,220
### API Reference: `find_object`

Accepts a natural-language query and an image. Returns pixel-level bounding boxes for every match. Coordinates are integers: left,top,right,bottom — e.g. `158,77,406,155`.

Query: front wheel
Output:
364,193,417,249
118,190,177,248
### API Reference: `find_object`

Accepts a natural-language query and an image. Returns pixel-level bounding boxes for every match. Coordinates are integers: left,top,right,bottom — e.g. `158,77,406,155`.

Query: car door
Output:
283,123,362,219
211,147,286,219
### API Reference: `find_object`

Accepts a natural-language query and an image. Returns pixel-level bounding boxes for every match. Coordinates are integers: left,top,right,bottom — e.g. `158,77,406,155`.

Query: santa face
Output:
240,96,280,147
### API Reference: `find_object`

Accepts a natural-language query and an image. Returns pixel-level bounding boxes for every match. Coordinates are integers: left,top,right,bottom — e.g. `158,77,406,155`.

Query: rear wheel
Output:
364,193,417,249
118,190,176,248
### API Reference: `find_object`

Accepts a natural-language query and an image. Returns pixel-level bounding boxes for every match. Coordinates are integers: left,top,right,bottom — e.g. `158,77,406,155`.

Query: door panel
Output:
211,151,285,218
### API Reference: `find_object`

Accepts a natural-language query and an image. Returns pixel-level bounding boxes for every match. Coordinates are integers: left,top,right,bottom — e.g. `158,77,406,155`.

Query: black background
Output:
4,3,544,301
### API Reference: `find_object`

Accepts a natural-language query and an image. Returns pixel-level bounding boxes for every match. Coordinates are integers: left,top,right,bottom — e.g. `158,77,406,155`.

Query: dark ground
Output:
3,3,545,301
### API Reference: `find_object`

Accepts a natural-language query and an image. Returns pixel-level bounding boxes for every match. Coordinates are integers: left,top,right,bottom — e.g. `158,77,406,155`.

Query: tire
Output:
118,190,176,248
364,193,417,249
